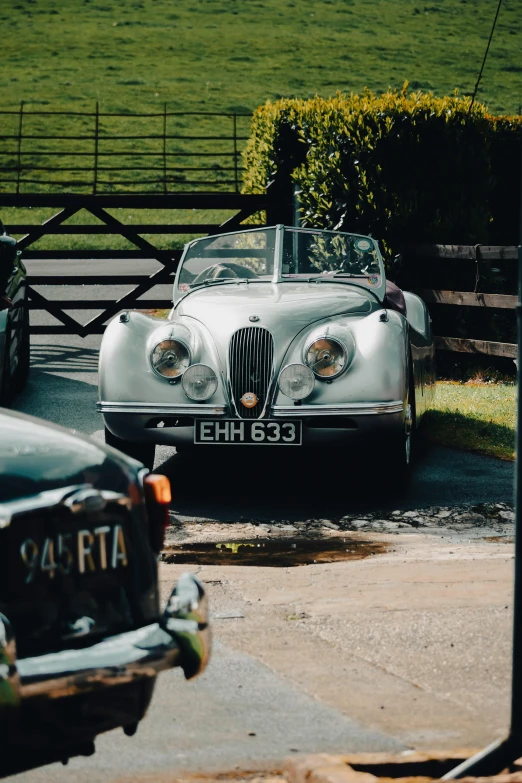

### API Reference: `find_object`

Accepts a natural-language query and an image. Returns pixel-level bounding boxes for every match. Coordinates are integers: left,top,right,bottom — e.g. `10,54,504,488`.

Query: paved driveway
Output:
6,322,515,780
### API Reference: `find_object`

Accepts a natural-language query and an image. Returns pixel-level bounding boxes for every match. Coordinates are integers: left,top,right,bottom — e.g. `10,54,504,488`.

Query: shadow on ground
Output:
29,343,100,373
13,369,100,436
159,436,515,523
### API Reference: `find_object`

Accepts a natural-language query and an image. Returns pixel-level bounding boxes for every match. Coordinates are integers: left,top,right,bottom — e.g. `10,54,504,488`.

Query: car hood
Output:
176,282,374,337
0,409,136,503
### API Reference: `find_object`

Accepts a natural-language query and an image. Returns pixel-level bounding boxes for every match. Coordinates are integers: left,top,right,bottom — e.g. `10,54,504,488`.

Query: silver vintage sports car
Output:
98,225,435,484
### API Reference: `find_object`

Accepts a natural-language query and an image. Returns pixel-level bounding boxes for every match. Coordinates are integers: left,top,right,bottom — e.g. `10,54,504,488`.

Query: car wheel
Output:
104,426,156,470
385,405,413,492
379,369,415,494
0,330,12,407
13,300,30,393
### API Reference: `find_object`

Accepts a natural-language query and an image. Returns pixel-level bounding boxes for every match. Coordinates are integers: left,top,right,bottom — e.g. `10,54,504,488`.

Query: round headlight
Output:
278,363,314,400
151,339,190,379
182,364,218,401
306,337,347,378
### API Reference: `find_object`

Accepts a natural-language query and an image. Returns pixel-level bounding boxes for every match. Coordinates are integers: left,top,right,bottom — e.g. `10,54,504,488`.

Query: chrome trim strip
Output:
270,401,404,417
18,622,181,699
271,223,284,284
97,401,226,416
0,485,127,529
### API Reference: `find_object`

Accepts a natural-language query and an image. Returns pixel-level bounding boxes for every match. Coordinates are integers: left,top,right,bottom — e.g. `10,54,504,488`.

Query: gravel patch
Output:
165,502,515,547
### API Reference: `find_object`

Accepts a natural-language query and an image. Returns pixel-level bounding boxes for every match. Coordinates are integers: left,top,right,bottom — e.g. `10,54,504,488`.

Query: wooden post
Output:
163,103,167,195
233,114,239,193
93,102,99,195
266,175,294,226
16,101,24,195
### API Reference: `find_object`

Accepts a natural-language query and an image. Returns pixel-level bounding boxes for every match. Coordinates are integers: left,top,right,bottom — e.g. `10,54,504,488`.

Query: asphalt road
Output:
6,264,516,780
16,333,515,519
8,642,403,783
26,257,173,330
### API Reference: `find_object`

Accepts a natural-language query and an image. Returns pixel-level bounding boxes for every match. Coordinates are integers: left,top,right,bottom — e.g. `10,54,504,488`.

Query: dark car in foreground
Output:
0,222,29,405
0,408,210,777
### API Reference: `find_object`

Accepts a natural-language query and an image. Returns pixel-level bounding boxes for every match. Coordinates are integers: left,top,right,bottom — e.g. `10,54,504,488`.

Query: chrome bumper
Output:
0,573,210,706
97,401,227,416
98,400,403,417
271,401,404,416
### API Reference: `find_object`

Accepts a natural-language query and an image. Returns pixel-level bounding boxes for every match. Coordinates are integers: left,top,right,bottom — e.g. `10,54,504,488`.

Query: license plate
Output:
19,523,128,584
195,419,302,445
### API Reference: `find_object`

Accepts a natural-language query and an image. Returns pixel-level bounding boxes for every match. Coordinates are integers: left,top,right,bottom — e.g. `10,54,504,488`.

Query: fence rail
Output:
403,243,519,359
0,105,251,194
2,203,518,349
434,336,517,359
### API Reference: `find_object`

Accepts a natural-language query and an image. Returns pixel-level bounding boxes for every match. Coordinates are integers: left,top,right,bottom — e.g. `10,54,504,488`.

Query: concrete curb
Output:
283,751,522,783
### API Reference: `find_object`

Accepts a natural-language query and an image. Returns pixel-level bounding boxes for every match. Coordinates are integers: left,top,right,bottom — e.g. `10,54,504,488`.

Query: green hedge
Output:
243,89,522,254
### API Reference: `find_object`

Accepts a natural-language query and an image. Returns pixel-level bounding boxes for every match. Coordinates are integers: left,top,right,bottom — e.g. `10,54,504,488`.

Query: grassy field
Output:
1,0,521,118
424,381,517,461
1,0,520,195
2,207,237,249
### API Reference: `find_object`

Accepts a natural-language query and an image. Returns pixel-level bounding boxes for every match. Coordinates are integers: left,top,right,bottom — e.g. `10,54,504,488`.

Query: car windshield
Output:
177,227,383,294
282,229,381,278
178,228,276,292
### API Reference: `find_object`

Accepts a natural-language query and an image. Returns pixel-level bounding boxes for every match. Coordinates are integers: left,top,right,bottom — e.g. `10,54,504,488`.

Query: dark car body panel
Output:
0,409,210,775
0,408,139,502
0,228,27,392
0,410,159,658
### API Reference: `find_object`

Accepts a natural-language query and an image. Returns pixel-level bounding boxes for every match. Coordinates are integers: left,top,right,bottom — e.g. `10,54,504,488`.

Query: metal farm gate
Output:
0,191,282,337
0,106,291,337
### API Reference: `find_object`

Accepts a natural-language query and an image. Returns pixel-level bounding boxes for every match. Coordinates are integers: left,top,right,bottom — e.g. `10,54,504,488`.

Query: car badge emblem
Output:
240,392,258,409
249,315,260,322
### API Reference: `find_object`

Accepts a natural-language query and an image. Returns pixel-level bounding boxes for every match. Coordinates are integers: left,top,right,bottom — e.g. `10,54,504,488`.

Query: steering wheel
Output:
192,262,259,286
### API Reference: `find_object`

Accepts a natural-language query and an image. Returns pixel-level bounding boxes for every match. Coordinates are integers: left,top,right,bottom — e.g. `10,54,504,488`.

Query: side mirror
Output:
0,235,17,268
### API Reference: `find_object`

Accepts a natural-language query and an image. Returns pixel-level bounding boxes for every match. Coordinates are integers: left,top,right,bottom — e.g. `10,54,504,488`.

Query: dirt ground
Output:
160,505,515,752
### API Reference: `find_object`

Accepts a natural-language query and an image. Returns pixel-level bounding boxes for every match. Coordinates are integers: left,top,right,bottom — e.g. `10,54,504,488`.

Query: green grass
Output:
1,0,521,118
424,381,517,461
1,0,520,195
1,207,238,249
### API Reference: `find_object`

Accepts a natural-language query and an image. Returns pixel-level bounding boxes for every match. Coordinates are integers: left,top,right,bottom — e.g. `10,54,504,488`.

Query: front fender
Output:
273,310,409,408
98,312,227,408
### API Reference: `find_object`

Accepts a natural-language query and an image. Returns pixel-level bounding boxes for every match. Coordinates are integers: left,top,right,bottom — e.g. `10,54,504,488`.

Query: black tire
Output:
104,426,156,470
13,300,30,393
379,372,415,495
174,444,196,456
0,330,12,407
383,429,412,493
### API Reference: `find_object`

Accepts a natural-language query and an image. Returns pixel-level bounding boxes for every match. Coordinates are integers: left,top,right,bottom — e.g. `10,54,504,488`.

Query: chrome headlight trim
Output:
150,337,192,382
181,363,219,401
278,363,315,400
304,336,348,380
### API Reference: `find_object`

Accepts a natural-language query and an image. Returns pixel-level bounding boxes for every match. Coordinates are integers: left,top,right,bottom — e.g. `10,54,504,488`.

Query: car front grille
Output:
229,327,274,419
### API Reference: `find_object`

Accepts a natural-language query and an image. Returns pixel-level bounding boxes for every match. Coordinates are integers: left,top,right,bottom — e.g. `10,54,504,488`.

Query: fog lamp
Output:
182,364,218,401
278,363,314,400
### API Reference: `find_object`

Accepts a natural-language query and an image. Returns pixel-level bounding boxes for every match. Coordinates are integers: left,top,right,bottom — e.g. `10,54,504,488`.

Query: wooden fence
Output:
402,243,519,359
0,105,251,194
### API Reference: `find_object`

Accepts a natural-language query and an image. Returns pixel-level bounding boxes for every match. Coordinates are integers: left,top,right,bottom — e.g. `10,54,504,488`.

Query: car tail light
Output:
143,474,172,552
